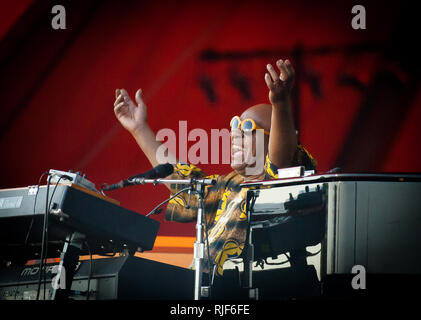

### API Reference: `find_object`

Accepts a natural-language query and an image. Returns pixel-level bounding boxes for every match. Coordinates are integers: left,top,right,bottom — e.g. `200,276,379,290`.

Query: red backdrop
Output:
0,0,419,238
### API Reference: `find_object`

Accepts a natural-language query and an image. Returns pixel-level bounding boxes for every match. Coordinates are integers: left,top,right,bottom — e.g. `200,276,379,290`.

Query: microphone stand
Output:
136,177,215,300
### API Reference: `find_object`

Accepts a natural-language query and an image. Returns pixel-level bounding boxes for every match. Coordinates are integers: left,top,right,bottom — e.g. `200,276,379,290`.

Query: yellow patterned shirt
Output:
164,144,316,276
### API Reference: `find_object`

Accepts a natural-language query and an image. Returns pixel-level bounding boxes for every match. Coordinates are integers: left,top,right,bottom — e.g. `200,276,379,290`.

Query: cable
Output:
306,248,322,257
42,176,65,300
202,207,213,290
263,253,291,266
97,251,116,257
85,241,93,300
24,171,49,255
37,174,66,300
99,183,108,197
36,174,52,300
145,187,192,217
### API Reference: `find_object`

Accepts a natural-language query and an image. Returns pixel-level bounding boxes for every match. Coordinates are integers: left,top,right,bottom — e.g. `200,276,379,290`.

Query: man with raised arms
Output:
113,59,316,277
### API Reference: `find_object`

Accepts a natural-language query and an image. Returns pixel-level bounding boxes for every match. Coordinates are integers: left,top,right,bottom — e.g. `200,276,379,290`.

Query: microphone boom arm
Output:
130,177,216,186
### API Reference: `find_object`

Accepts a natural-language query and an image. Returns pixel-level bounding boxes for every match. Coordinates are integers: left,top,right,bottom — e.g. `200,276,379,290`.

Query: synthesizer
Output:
0,183,160,263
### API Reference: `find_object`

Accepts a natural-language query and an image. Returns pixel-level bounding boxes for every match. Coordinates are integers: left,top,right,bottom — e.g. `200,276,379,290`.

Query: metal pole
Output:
137,178,215,300
194,188,205,300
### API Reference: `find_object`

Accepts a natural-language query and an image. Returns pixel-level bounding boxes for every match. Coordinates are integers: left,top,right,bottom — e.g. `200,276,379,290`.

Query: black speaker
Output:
0,255,195,300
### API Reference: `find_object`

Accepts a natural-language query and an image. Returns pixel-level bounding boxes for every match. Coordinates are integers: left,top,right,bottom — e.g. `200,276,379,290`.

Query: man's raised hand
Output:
114,88,147,134
264,59,295,107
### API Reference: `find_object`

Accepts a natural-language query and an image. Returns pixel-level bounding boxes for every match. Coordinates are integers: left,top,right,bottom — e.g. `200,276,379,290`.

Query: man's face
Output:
230,117,269,177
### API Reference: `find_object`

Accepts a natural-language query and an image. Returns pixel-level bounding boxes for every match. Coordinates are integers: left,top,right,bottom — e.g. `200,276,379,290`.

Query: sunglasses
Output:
230,116,270,135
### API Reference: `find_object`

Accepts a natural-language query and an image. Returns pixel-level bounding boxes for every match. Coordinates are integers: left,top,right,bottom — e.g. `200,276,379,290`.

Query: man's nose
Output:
230,128,243,138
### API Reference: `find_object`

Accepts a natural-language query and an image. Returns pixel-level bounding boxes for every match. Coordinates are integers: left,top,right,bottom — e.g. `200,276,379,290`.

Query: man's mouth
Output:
231,144,245,166
231,144,243,154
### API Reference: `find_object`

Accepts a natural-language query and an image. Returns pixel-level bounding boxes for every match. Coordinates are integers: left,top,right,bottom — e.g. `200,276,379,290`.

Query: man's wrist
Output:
131,122,149,137
272,98,291,111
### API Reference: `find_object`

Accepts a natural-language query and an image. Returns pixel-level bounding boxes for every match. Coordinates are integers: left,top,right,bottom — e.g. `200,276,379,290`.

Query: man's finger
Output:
277,60,289,82
114,94,124,107
115,89,121,99
114,101,126,114
264,73,273,89
285,60,295,79
266,64,279,83
135,88,143,106
120,89,133,103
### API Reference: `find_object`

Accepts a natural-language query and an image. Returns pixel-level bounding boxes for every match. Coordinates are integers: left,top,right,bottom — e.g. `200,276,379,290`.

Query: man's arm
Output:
264,59,298,168
114,88,177,188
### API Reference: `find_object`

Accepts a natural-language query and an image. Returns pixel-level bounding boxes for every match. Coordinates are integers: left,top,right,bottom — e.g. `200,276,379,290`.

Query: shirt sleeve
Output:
164,163,219,223
264,143,317,179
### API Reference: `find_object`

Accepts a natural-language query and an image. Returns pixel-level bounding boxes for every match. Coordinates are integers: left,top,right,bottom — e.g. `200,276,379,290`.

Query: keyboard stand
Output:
51,232,85,300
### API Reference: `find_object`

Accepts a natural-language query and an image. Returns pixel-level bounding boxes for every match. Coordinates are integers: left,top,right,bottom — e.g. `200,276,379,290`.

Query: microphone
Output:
102,163,174,191
127,163,174,180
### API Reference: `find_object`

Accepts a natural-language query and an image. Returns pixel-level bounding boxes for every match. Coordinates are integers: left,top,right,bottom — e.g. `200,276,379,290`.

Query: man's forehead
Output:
239,104,272,131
